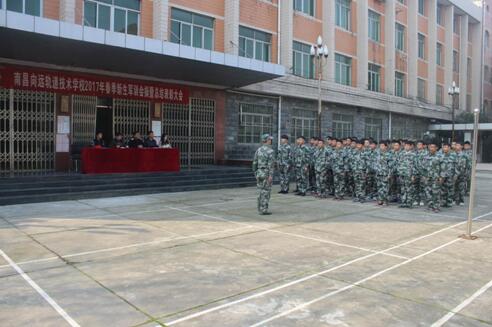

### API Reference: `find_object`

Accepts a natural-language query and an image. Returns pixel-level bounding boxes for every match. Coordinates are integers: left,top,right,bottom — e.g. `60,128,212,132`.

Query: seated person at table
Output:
144,131,159,148
161,134,172,148
127,131,144,148
92,131,105,148
111,133,126,148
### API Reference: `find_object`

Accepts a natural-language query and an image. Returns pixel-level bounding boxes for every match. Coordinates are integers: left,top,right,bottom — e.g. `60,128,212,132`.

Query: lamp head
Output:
310,45,316,56
323,45,329,58
474,108,480,113
316,35,323,47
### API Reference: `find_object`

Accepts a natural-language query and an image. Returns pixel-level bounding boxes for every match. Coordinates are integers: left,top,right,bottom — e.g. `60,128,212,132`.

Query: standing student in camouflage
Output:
464,141,472,195
277,135,292,194
423,142,443,212
314,138,329,198
252,134,275,215
398,141,416,208
414,141,428,206
324,136,335,195
294,136,310,196
375,141,391,205
308,137,317,192
332,139,347,200
389,141,402,202
351,140,367,203
365,140,378,200
454,142,467,206
440,143,457,208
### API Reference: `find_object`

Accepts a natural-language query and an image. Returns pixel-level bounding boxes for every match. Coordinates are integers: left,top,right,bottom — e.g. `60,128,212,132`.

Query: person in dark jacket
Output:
161,134,172,148
111,133,126,148
127,131,144,148
92,131,105,147
144,131,159,148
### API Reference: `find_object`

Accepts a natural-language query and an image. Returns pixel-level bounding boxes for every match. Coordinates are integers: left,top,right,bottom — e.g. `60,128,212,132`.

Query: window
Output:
418,0,425,15
365,118,382,141
417,78,426,101
368,63,381,92
291,109,319,140
335,53,352,86
294,0,314,16
332,114,353,139
418,34,425,59
84,0,140,35
436,43,443,66
453,16,459,34
437,5,443,25
238,103,272,144
5,0,41,16
436,84,443,105
368,10,381,42
397,0,405,4
453,50,459,72
395,72,405,97
171,8,214,50
293,41,314,79
336,0,351,31
239,26,271,62
395,23,405,51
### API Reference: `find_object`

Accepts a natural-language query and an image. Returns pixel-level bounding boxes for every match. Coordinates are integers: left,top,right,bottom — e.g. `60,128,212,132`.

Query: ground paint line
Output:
163,210,492,326
165,206,407,260
0,249,80,327
0,225,253,271
249,221,492,327
431,278,492,327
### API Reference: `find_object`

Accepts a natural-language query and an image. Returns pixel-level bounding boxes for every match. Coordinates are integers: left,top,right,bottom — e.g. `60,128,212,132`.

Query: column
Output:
225,0,240,55
279,0,294,69
60,0,75,23
428,0,437,103
153,0,169,41
444,5,454,106
459,14,469,111
407,0,418,98
322,0,335,82
470,22,482,111
356,0,368,89
384,0,396,95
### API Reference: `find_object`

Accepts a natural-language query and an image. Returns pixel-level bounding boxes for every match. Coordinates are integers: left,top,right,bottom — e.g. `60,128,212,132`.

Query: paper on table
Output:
57,116,70,134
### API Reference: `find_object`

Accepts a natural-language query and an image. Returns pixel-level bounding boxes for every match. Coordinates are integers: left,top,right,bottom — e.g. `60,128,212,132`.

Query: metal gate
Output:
72,95,97,146
0,88,55,173
113,98,150,141
162,98,215,166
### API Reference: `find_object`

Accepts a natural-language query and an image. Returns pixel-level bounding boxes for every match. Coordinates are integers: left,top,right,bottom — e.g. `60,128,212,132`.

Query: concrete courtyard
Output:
1,173,492,327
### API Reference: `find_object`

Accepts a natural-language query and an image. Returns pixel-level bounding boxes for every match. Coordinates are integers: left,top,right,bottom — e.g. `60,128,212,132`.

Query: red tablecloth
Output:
81,148,180,174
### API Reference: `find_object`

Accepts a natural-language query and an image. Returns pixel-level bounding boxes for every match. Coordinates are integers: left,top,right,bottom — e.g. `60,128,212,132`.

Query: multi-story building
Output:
483,0,492,116
0,0,487,173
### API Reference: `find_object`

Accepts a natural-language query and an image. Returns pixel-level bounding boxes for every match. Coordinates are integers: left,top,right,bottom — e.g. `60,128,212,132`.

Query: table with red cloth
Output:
81,148,180,174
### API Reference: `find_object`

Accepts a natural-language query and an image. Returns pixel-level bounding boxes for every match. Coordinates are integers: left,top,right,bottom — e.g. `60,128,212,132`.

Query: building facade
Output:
0,0,488,173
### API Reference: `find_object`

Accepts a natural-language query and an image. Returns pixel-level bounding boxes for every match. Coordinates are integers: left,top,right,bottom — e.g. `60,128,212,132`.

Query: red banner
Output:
0,66,189,104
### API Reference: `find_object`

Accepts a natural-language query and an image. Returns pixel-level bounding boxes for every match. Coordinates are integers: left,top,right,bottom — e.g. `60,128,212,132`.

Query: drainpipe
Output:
278,96,282,148
388,111,392,139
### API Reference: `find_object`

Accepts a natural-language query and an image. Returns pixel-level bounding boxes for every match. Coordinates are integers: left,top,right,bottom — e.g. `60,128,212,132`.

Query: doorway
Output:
96,98,113,146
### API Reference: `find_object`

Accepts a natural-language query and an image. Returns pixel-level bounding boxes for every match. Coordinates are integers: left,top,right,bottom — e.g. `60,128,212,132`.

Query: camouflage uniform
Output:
350,149,367,201
252,143,275,214
414,149,428,205
440,151,457,207
365,148,377,200
325,146,334,195
464,149,472,194
331,148,347,198
307,145,316,191
294,144,310,194
314,147,329,197
375,150,391,204
423,152,442,211
398,150,416,207
344,146,355,197
454,151,468,205
388,150,401,202
277,143,292,192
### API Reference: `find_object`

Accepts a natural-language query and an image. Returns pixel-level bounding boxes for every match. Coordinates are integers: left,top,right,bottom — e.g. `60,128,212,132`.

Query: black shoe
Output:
296,192,306,196
278,191,287,194
260,212,272,215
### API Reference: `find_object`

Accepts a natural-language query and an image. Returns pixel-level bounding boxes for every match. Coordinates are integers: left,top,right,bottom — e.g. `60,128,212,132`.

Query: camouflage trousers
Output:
295,165,309,193
366,172,376,199
353,172,366,200
441,176,455,207
309,165,316,191
400,176,415,207
454,175,466,204
278,164,291,192
376,175,390,203
466,175,471,194
390,174,401,201
315,169,328,197
326,169,334,194
413,175,426,204
345,172,354,197
425,178,441,210
333,172,346,198
256,176,272,213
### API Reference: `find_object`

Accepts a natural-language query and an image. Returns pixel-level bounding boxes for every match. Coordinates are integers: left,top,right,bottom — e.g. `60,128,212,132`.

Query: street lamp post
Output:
310,36,329,137
447,81,460,142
